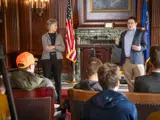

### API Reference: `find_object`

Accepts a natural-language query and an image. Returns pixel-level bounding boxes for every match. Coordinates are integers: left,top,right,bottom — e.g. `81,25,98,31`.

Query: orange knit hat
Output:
16,52,37,68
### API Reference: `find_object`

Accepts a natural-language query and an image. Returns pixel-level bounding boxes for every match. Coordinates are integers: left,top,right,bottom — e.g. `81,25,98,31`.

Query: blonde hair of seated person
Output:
0,78,11,120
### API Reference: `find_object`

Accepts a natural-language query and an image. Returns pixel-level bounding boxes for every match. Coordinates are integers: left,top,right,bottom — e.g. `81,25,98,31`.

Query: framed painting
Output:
77,0,141,27
90,0,132,12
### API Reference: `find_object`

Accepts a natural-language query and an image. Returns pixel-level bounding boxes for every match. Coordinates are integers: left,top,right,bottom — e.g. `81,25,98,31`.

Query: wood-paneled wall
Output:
0,0,20,52
151,0,160,45
0,0,20,68
0,0,72,73
0,0,160,72
18,0,49,55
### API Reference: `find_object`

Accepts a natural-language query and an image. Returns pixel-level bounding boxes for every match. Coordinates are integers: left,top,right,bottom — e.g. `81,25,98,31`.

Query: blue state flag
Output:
142,0,150,61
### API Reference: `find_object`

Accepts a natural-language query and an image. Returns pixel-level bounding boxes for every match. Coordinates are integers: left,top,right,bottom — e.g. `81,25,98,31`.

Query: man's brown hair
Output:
87,57,102,76
150,45,160,68
98,62,120,90
127,16,137,23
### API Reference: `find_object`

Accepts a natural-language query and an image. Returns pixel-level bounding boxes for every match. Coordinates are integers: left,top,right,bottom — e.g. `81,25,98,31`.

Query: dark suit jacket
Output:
117,29,148,64
134,72,160,93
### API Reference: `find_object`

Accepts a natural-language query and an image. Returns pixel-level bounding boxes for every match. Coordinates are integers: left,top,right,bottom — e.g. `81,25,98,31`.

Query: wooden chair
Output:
12,88,54,120
68,89,160,120
147,111,160,120
68,89,98,120
124,92,160,120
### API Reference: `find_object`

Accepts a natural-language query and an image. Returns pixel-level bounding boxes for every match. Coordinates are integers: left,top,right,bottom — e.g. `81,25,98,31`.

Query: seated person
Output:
0,77,11,120
63,58,102,112
10,52,57,100
82,63,137,120
134,45,160,93
74,57,102,91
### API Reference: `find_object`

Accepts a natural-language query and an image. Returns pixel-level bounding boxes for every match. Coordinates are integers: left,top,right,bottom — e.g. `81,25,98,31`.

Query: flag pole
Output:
70,0,76,83
71,62,76,83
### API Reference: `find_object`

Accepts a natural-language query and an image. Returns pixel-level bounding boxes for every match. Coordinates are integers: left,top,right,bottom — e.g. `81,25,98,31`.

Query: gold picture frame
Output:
90,0,132,12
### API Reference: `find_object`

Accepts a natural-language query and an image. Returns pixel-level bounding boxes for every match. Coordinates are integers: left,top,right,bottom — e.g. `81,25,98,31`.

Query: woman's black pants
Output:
42,54,62,104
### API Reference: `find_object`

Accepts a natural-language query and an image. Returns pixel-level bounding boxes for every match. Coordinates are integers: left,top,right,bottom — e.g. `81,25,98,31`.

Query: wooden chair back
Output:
68,89,160,120
147,112,160,120
68,89,97,120
124,92,160,120
12,88,54,120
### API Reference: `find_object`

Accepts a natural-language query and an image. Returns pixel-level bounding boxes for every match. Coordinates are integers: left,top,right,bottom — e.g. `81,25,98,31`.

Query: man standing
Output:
115,16,148,91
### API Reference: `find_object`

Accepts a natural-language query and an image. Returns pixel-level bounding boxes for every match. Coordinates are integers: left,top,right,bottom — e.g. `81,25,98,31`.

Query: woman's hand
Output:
50,45,56,50
46,46,56,50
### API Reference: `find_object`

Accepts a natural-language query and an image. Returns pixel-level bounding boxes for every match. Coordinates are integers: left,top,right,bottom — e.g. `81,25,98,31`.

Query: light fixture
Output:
29,0,49,16
104,23,114,28
0,0,8,11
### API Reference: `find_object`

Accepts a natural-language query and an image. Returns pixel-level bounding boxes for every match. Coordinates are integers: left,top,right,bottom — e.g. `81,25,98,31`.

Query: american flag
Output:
65,0,77,62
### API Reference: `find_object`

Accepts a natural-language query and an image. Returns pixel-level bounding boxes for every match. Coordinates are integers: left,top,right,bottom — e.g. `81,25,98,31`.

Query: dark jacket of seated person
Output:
74,57,103,91
73,80,102,91
11,52,57,100
134,72,160,93
134,45,160,93
82,63,137,120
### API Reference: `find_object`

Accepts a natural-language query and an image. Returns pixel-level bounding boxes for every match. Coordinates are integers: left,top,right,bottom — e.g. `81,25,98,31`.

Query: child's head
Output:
0,77,5,94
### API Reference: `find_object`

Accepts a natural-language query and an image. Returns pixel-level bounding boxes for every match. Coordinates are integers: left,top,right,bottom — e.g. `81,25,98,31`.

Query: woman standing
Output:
41,19,65,103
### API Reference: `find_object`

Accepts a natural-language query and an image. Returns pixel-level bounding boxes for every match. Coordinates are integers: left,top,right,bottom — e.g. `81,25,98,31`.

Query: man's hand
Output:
115,37,119,45
132,44,141,51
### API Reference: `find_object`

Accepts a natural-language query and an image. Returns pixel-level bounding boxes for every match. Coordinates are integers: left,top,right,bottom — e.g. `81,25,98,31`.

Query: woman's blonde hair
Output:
46,18,57,30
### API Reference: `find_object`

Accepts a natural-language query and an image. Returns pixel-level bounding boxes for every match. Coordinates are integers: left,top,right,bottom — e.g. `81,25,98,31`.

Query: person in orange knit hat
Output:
10,52,57,100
